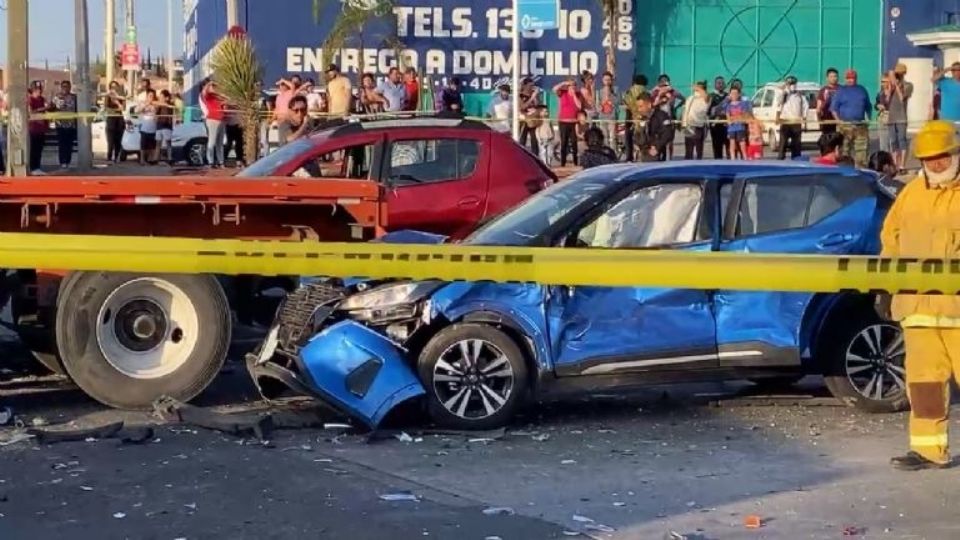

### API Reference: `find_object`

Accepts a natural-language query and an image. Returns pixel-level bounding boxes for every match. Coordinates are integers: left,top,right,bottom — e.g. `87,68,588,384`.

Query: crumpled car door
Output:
298,320,424,428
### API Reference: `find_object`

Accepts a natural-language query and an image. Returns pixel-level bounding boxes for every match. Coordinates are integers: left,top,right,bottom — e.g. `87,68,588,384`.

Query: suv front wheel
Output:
822,316,908,413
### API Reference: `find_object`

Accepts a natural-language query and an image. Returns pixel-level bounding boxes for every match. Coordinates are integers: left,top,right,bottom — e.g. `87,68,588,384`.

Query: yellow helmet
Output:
915,120,960,159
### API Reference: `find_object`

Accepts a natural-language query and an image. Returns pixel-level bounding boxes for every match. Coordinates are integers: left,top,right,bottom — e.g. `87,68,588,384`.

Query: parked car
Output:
239,117,557,239
91,106,208,166
248,161,905,430
751,81,821,149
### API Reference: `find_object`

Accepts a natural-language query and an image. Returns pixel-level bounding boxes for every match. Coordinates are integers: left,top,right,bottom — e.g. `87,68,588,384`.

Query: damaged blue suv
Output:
248,161,904,430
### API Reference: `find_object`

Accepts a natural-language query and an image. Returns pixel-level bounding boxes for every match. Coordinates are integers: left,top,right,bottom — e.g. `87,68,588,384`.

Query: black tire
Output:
417,323,528,430
9,270,65,376
185,139,207,167
821,313,908,413
56,271,231,409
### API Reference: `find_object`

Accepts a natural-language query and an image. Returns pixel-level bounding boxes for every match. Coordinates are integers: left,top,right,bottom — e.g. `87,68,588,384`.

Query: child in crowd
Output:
724,86,751,159
746,113,764,160
535,105,555,166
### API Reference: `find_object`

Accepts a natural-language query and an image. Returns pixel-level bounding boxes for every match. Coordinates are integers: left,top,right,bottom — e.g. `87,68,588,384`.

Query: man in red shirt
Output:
403,67,420,112
27,83,48,174
817,68,840,135
201,79,226,168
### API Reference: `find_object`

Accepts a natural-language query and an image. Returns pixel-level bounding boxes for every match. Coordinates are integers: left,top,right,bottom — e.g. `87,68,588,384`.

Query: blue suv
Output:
248,161,904,430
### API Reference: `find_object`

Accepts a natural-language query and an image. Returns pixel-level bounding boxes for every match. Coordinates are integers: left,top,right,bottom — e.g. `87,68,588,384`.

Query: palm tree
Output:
209,30,263,162
312,0,400,73
597,0,617,77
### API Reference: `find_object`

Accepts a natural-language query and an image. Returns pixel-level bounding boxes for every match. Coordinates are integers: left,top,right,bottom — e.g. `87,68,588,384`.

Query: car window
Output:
751,90,764,107
761,89,775,108
727,174,873,238
237,139,314,177
576,184,704,249
291,143,376,180
387,139,479,186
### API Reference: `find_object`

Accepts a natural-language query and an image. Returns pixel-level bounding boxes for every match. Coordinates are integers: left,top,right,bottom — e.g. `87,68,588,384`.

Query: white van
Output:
750,82,822,149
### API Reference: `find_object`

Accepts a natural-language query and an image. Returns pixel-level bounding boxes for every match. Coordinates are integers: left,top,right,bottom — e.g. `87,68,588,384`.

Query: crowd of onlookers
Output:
9,57,960,175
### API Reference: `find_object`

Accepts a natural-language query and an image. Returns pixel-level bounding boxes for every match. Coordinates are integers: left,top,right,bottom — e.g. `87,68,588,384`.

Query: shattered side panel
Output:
299,320,425,428
429,282,551,373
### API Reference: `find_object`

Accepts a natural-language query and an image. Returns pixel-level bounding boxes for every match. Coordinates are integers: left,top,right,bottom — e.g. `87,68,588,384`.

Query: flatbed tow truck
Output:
0,175,386,409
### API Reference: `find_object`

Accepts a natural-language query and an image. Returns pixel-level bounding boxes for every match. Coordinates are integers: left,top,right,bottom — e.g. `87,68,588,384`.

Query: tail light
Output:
524,177,553,194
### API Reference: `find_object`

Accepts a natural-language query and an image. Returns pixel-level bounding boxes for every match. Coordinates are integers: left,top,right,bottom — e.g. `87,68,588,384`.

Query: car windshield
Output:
237,139,314,177
463,174,611,246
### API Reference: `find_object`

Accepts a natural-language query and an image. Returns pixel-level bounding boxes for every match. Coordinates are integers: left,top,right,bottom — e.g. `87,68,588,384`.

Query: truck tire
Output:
9,270,65,376
56,271,231,409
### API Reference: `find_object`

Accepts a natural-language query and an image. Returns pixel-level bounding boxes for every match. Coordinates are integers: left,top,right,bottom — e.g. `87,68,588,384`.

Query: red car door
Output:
273,132,387,181
382,129,491,238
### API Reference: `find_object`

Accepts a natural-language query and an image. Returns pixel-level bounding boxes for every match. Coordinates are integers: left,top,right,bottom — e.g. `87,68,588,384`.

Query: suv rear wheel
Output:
822,316,908,413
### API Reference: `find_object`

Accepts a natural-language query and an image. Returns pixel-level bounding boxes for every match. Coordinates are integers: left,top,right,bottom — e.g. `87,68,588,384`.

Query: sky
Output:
0,0,184,68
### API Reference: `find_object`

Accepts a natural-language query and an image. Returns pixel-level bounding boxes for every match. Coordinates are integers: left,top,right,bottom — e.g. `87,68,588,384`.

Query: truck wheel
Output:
56,272,230,409
9,270,65,376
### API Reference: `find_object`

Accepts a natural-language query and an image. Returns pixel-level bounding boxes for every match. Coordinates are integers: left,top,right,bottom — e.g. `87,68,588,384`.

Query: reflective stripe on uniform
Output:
902,315,960,328
910,433,949,447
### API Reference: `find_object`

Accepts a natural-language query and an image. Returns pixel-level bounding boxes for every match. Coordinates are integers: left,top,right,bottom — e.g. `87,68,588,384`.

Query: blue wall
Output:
884,0,960,67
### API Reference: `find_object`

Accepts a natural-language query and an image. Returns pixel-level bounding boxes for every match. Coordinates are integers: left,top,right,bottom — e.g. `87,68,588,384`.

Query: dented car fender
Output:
428,282,553,376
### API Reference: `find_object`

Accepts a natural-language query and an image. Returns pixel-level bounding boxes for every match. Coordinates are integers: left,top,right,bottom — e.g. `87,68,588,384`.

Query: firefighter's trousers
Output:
905,328,960,464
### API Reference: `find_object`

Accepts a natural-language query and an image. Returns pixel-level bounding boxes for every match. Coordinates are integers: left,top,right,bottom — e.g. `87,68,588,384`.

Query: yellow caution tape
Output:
0,232,957,295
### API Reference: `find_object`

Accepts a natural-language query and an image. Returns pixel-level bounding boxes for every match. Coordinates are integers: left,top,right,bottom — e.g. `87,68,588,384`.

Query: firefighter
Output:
882,120,960,471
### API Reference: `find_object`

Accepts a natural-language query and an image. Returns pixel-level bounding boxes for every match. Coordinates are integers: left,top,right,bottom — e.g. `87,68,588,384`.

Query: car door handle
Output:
817,232,856,248
457,196,481,208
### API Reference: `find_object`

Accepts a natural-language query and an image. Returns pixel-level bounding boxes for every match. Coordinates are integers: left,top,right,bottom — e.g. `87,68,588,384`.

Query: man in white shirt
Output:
776,75,809,160
486,84,513,133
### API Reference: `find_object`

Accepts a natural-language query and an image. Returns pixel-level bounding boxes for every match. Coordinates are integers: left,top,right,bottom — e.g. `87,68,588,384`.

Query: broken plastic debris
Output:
613,502,626,507
572,514,595,523
485,536,503,540
482,507,516,516
30,417,47,427
664,533,687,540
184,503,197,511
80,486,93,492
744,515,762,529
0,432,33,446
562,531,580,536
395,432,414,443
112,512,126,519
585,523,616,533
561,459,577,465
324,423,351,430
531,433,551,442
379,492,420,502
468,438,496,444
0,407,11,426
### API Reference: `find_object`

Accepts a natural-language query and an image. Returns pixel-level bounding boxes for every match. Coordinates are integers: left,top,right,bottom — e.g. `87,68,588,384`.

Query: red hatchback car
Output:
239,118,556,239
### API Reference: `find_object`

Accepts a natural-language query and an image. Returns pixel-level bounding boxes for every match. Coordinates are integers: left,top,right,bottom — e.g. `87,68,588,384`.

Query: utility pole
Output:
167,0,175,90
105,0,116,84
124,0,136,94
75,0,93,170
226,0,240,29
6,0,29,176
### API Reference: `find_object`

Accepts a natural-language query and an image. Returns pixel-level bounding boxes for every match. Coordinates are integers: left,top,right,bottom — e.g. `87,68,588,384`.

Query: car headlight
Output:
338,281,442,311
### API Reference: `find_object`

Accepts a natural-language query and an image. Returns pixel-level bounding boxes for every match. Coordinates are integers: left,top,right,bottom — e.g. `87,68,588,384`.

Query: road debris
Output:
572,514,594,523
842,525,863,536
153,397,330,441
561,459,577,465
112,512,126,519
531,433,551,442
482,506,516,516
0,431,33,447
119,427,156,445
585,523,616,533
379,492,420,502
744,515,763,529
29,421,124,444
395,432,414,443
0,406,11,426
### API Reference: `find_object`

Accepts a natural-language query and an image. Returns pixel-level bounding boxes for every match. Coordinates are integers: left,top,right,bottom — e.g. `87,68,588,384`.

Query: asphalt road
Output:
4,331,960,540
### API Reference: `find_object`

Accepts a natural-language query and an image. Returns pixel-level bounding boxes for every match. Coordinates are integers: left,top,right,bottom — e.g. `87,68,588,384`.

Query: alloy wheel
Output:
844,323,906,402
432,338,515,420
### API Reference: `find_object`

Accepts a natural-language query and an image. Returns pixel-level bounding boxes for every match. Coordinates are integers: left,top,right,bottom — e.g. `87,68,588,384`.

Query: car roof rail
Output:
329,114,491,137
